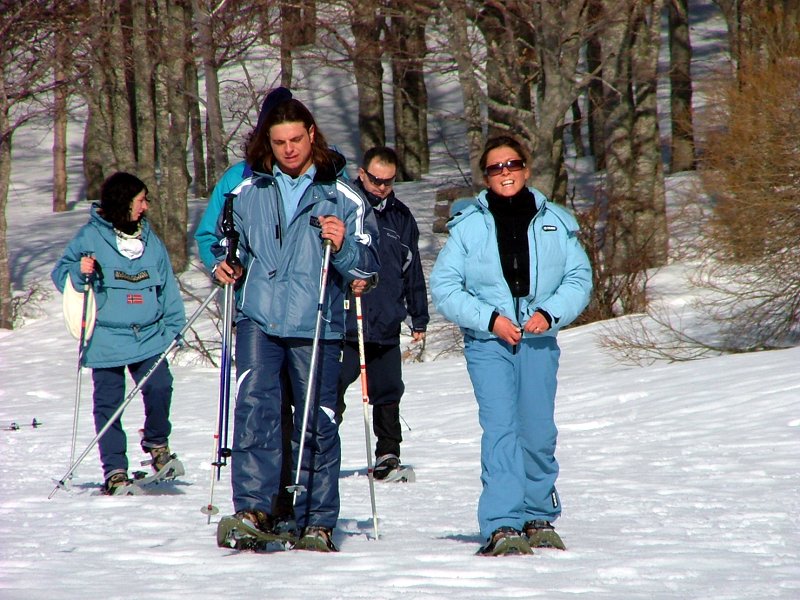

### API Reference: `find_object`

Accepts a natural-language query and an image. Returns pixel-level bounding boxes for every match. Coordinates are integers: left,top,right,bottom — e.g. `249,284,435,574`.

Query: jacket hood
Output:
447,186,547,229
90,203,152,239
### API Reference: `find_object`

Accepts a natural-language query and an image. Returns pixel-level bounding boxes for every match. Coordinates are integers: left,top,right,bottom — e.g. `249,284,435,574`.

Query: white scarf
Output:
115,226,144,260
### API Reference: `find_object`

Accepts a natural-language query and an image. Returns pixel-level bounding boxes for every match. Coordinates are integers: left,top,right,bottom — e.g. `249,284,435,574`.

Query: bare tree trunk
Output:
602,2,637,275
104,2,137,171
53,28,68,212
444,0,484,187
0,90,11,329
476,5,513,140
82,105,106,201
186,56,207,198
713,0,741,67
351,0,386,157
600,0,668,306
194,0,228,190
587,0,605,168
668,0,695,172
81,2,136,179
280,43,294,88
388,0,432,180
280,0,309,88
154,0,191,272
632,0,668,266
570,100,586,158
130,0,158,198
527,1,588,201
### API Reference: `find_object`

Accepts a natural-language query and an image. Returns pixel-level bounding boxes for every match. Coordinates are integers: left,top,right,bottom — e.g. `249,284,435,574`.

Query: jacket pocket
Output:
96,264,164,329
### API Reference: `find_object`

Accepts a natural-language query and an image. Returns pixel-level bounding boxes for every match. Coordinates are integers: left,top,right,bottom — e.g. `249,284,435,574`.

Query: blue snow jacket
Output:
211,160,380,340
51,205,186,368
196,154,351,270
345,179,429,345
430,187,591,339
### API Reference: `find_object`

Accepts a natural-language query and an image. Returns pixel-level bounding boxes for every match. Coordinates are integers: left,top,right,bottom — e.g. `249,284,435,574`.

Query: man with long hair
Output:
213,99,380,552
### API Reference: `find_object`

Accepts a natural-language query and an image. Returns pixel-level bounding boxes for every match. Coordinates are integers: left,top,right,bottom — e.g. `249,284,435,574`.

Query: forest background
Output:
1,0,798,358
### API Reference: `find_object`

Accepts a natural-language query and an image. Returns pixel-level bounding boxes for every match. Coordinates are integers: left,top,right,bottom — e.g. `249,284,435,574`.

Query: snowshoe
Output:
523,520,566,550
103,471,139,496
373,454,414,482
217,509,296,551
294,526,338,552
135,446,185,486
477,527,533,556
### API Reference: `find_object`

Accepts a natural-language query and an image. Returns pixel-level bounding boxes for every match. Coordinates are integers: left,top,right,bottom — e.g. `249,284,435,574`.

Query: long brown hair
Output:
245,98,333,174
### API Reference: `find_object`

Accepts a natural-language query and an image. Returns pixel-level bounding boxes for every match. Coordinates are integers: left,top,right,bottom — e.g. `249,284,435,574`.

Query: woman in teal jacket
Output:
431,136,592,556
52,172,186,495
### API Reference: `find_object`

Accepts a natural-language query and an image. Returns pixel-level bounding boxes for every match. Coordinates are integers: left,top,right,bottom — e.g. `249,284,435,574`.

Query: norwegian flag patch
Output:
127,293,144,304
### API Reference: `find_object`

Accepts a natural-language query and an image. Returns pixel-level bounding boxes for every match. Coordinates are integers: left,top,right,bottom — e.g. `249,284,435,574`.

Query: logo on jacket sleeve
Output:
127,293,144,304
542,225,557,232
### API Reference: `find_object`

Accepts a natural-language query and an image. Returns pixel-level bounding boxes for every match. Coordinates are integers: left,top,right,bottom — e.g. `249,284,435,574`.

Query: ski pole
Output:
355,292,379,539
287,240,333,503
203,194,240,518
49,285,220,499
68,255,93,484
202,282,234,520
217,193,240,470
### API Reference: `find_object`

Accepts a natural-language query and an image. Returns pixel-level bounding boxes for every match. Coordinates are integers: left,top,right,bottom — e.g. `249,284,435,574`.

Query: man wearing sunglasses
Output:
336,146,429,482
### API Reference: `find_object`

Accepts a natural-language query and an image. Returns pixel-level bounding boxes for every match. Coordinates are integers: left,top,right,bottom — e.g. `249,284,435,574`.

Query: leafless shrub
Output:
571,189,652,326
177,274,223,368
599,33,800,364
11,280,51,327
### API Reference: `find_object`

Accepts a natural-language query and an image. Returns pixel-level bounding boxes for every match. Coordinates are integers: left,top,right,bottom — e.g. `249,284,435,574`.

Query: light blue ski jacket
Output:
212,170,380,340
196,152,350,270
430,187,592,339
51,205,186,368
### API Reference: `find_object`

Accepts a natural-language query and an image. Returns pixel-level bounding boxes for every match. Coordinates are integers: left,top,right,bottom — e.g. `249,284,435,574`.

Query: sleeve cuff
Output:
488,310,500,332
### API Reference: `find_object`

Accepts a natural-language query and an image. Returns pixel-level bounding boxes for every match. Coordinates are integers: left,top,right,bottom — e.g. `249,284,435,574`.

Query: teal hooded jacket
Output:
52,205,186,368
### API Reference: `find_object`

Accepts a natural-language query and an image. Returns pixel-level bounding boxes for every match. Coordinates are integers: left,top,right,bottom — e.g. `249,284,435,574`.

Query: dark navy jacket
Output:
346,180,429,345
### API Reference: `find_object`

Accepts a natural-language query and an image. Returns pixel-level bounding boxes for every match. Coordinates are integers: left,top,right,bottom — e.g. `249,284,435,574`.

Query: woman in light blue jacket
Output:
431,136,592,556
52,172,186,495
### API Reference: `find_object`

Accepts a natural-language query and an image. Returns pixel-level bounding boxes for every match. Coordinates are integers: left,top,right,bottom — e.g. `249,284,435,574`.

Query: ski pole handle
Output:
222,193,241,268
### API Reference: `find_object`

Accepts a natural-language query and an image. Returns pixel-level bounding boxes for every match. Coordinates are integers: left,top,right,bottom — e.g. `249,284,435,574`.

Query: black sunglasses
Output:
484,159,526,177
364,170,396,187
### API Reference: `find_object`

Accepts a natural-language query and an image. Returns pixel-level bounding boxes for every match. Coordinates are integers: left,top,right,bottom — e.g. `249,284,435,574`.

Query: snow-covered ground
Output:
2,189,799,600
2,2,799,598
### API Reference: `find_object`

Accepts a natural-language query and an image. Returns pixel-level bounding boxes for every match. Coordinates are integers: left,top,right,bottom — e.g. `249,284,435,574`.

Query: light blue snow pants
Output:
464,334,562,540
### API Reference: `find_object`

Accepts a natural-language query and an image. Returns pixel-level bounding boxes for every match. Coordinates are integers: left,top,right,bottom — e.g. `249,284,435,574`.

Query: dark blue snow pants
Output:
232,318,342,529
336,341,404,458
91,355,173,479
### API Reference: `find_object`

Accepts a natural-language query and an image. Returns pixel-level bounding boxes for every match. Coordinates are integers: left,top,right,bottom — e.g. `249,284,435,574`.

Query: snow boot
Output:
477,527,533,556
149,446,173,471
141,445,184,481
103,471,138,496
373,454,401,481
217,509,294,551
295,526,338,552
523,520,566,550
